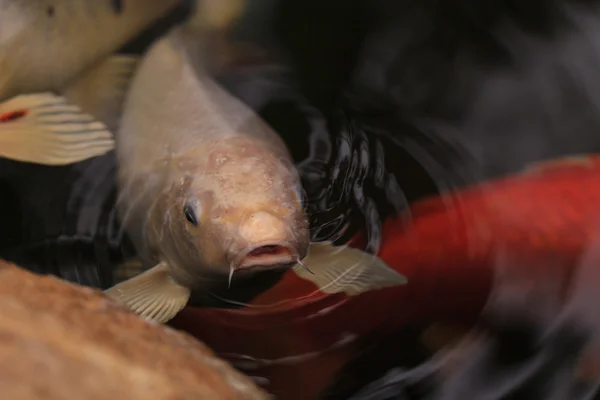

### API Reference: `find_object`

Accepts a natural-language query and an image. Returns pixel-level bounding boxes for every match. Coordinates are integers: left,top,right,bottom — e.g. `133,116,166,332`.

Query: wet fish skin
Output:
104,1,406,324
113,26,311,291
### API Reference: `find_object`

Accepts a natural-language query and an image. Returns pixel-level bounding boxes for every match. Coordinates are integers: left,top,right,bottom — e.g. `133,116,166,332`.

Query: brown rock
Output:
0,260,269,400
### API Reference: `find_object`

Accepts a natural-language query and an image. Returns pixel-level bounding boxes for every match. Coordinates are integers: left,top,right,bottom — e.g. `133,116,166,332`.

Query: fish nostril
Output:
239,211,286,242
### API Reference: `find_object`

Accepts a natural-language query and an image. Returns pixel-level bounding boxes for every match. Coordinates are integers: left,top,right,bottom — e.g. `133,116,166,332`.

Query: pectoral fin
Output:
63,55,139,132
292,241,407,296
0,92,115,165
104,262,191,324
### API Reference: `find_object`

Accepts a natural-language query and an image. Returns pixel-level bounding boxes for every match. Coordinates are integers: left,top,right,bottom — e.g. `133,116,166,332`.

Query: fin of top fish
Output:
64,55,140,133
292,241,408,296
0,92,115,165
105,262,191,325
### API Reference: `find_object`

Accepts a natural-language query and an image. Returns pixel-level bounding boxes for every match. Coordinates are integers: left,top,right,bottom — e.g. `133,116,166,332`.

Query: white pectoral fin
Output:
0,92,115,165
104,262,191,324
64,55,140,132
292,241,408,296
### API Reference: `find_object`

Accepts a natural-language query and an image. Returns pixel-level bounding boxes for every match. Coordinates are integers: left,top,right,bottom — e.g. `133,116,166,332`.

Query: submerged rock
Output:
0,260,268,400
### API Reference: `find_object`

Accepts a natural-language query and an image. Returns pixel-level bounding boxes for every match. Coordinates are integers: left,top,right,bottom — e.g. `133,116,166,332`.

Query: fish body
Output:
116,29,310,281
105,6,406,324
0,0,182,165
0,0,180,100
168,155,600,398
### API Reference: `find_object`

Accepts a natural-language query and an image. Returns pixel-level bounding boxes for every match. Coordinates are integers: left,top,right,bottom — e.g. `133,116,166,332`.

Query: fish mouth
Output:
232,242,297,271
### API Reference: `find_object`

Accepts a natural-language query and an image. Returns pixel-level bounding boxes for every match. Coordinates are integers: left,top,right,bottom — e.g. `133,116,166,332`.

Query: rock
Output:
0,261,269,400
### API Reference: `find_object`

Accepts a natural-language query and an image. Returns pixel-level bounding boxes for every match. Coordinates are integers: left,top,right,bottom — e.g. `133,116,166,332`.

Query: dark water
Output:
2,0,600,398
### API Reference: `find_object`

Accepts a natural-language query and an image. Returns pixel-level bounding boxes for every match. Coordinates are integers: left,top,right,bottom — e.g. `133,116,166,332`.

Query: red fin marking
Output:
0,110,28,123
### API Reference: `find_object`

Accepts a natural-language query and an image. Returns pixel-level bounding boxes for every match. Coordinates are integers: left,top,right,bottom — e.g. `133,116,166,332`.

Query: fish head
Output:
164,137,310,282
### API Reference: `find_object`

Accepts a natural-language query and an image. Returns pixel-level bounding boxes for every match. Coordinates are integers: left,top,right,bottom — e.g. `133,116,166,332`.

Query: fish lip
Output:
231,241,298,271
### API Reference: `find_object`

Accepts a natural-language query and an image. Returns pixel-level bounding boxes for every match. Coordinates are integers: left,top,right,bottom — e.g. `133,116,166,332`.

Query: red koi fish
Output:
170,155,600,398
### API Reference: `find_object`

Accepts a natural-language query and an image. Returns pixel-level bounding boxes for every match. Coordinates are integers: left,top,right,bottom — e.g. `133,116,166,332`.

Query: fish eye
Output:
183,203,198,226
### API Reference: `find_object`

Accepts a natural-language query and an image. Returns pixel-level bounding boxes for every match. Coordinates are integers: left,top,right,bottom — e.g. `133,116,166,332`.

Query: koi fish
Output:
0,0,182,165
168,154,600,398
101,0,406,324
